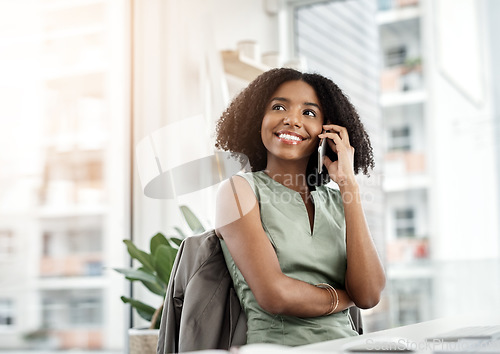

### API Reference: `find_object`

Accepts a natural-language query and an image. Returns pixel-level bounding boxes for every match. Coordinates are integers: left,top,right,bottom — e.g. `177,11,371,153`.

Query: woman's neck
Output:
264,160,310,194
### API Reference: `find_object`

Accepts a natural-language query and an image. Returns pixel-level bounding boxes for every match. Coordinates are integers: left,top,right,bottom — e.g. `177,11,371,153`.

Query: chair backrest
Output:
348,306,364,335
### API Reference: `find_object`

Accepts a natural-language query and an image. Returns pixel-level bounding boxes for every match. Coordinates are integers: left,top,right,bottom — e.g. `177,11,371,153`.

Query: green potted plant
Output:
114,206,205,353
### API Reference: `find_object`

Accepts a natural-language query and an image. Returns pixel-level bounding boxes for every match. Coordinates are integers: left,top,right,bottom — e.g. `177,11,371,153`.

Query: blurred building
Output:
377,0,433,327
288,0,500,330
377,0,500,327
0,0,128,351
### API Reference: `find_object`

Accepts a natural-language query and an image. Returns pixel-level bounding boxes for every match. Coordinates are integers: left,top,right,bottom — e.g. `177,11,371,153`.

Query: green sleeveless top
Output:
220,171,358,346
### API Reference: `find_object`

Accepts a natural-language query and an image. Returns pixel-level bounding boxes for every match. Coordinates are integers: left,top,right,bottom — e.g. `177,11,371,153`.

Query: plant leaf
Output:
170,237,183,247
180,205,205,233
113,268,165,296
154,244,178,285
113,268,157,283
173,227,186,238
138,266,154,275
137,267,166,296
150,232,169,255
120,296,156,322
141,280,166,297
123,240,155,272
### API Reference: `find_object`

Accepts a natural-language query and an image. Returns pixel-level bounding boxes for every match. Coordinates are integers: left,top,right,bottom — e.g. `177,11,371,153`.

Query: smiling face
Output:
261,80,324,170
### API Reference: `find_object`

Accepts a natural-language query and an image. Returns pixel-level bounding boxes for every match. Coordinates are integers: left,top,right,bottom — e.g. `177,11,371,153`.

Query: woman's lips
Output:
275,131,306,145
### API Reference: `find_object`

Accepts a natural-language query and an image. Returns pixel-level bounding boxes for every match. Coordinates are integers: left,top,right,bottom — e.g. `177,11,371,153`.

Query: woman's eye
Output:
304,110,316,117
272,104,285,111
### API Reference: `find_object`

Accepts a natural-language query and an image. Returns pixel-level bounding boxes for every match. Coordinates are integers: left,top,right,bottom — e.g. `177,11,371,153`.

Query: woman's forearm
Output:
260,275,354,317
340,180,386,309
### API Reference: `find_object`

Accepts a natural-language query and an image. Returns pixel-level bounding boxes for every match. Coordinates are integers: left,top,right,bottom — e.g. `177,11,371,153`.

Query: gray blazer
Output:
157,229,246,354
157,229,363,354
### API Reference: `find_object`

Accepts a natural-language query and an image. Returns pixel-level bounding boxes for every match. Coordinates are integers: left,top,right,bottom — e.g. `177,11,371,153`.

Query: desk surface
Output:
292,311,500,353
189,312,500,353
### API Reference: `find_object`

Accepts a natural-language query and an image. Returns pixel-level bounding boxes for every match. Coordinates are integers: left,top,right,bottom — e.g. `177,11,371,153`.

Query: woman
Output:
214,68,385,346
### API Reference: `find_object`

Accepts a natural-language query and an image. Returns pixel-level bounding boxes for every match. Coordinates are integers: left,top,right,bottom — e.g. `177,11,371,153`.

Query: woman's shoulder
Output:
217,172,257,199
215,173,261,239
234,170,255,183
235,170,265,181
233,170,270,192
215,172,259,216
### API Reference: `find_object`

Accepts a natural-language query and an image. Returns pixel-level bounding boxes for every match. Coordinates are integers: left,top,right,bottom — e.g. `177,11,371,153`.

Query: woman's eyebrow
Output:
270,97,289,103
304,102,320,110
270,97,320,110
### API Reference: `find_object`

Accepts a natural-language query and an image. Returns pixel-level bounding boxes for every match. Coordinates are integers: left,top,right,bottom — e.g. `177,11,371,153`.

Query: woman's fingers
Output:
319,131,346,152
320,132,355,182
322,124,350,146
318,131,339,141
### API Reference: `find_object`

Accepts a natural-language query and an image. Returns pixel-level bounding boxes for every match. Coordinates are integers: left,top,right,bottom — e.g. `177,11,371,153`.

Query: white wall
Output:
486,0,500,260
423,0,499,261
210,0,279,53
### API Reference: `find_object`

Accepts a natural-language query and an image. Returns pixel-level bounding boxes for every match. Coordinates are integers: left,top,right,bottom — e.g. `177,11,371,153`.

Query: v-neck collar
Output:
257,171,318,236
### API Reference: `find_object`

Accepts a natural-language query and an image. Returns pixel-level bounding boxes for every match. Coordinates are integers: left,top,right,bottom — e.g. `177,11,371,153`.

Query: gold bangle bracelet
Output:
331,286,339,313
316,283,337,316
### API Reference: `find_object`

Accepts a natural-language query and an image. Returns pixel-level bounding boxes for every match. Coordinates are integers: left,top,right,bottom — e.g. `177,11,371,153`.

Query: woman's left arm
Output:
320,124,386,309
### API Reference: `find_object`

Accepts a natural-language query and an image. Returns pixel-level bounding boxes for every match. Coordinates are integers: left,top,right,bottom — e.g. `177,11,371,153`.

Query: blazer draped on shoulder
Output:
157,229,246,354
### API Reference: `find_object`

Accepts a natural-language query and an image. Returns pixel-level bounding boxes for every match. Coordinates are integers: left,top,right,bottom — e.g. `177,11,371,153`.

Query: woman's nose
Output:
283,113,302,127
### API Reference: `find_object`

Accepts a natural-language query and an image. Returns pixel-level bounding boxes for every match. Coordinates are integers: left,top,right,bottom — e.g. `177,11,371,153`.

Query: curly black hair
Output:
214,68,374,187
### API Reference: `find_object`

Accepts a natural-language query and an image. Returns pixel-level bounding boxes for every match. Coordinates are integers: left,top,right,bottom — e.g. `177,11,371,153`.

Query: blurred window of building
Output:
42,290,102,329
0,230,14,257
389,126,412,151
391,278,432,326
0,299,14,327
394,208,416,237
377,0,392,11
69,296,102,326
0,0,129,351
385,46,407,67
85,261,104,276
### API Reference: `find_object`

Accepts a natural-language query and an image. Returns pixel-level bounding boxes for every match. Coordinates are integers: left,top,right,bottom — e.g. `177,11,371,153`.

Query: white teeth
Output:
278,133,301,141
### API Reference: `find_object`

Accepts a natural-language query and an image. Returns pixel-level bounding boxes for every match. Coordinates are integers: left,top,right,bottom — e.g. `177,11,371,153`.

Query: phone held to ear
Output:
318,135,328,174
